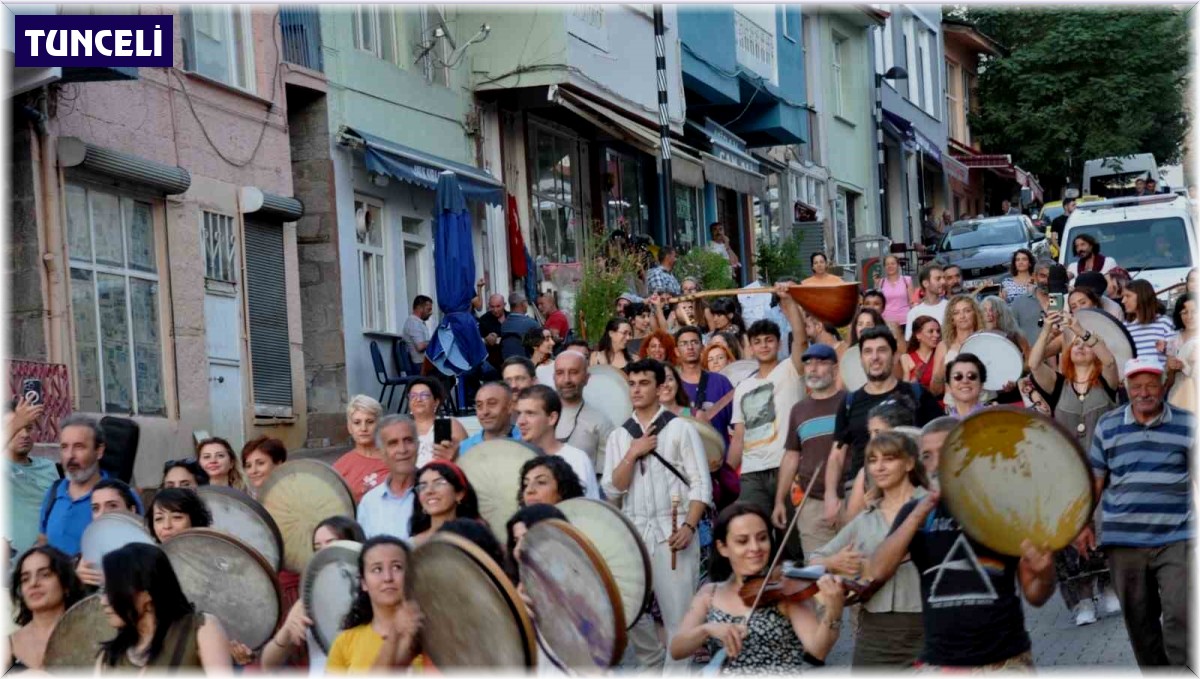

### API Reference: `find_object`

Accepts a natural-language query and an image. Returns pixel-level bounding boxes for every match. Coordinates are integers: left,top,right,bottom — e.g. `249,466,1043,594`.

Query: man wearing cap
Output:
1073,272,1124,318
773,343,847,554
1074,358,1194,668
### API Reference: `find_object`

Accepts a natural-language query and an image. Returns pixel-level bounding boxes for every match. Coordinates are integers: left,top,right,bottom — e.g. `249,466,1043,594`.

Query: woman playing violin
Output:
669,503,845,674
808,432,927,666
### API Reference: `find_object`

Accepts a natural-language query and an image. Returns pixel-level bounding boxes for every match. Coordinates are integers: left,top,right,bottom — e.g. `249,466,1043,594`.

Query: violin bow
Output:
745,461,826,620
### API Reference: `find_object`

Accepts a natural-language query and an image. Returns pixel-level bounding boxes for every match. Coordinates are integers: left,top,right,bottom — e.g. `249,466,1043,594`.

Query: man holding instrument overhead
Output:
867,426,1057,670
1075,358,1193,668
602,359,711,670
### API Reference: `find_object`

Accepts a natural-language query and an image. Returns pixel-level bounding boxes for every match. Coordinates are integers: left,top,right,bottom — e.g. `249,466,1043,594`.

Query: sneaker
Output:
1073,599,1098,626
1101,590,1121,616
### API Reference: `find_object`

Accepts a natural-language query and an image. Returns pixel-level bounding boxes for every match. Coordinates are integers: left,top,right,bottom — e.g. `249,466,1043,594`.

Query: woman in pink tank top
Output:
876,255,916,326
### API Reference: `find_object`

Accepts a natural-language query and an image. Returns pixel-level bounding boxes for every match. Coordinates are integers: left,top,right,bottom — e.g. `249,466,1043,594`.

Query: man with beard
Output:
773,344,847,554
673,326,734,447
356,415,419,540
479,294,507,370
1011,260,1056,346
5,396,57,555
602,359,710,669
822,327,942,527
38,414,142,556
552,351,613,473
1067,233,1118,279
942,264,964,297
867,418,1056,670
730,283,807,560
904,265,948,341
459,382,521,455
515,385,599,499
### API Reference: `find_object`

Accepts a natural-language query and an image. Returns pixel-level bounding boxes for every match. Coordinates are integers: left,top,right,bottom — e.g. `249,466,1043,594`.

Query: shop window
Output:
65,184,165,416
604,148,647,236
673,184,702,252
529,121,582,264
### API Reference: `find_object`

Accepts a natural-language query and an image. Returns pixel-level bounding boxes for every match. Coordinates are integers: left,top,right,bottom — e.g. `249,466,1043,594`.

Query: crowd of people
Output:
3,238,1196,673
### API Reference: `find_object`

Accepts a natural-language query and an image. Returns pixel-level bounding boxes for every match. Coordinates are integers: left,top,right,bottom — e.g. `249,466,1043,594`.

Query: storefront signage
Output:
704,118,761,175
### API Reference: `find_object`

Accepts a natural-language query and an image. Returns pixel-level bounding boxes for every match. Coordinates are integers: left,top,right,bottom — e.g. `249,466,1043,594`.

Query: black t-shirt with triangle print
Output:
890,500,1031,667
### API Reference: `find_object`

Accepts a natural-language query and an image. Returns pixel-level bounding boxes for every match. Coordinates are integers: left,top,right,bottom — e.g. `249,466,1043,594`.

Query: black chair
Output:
370,340,415,412
390,339,430,414
394,339,464,415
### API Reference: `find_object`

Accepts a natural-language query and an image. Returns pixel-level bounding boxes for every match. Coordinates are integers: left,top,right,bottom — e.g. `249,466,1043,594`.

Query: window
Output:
832,35,847,117
411,5,450,87
529,121,582,264
882,15,894,77
673,184,702,252
183,5,255,92
781,5,796,42
604,148,647,236
919,30,935,116
873,24,884,76
203,212,237,284
355,197,389,332
833,190,850,265
352,5,398,64
962,69,973,145
65,184,165,416
946,59,962,142
902,16,915,102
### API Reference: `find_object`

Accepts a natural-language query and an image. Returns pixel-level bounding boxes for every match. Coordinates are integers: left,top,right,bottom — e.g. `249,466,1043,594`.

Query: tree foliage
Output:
962,8,1189,193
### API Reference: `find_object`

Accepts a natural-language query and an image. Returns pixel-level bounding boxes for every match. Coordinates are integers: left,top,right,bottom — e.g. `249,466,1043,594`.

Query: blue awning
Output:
337,126,503,206
882,110,942,164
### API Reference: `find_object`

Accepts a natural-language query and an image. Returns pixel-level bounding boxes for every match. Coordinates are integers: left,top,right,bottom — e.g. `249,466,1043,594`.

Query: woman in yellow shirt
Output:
326,536,424,672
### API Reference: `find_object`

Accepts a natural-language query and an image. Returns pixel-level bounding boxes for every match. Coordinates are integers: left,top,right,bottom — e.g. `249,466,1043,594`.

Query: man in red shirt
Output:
537,292,570,341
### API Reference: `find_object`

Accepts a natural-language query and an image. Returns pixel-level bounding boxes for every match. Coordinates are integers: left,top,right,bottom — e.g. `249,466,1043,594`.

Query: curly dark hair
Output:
146,488,212,543
504,504,567,583
341,536,411,631
517,455,585,507
1009,248,1036,277
408,461,482,537
10,546,87,626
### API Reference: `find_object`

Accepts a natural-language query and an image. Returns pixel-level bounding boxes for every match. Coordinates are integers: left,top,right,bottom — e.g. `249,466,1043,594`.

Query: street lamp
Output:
875,65,908,243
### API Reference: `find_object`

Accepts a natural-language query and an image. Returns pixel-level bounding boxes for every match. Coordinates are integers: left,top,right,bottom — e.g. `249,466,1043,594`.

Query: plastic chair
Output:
370,341,416,413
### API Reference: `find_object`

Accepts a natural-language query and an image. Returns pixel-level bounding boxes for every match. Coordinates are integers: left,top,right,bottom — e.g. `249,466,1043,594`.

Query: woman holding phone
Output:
408,377,466,467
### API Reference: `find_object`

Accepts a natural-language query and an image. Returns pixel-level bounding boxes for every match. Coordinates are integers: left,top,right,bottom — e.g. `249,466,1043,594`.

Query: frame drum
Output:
840,346,868,392
557,497,652,629
458,439,538,542
583,365,633,428
80,511,153,566
411,532,536,668
518,519,626,669
258,459,356,574
681,415,725,472
44,594,111,671
1074,308,1138,370
301,540,363,654
196,485,285,571
960,332,1024,391
720,359,758,385
938,408,1095,557
162,528,283,649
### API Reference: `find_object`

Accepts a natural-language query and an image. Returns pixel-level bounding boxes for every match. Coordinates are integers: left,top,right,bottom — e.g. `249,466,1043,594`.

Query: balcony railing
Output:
281,6,323,73
735,10,776,85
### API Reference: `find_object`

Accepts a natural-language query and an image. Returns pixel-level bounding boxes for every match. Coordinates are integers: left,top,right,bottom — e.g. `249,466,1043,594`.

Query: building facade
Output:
8,6,307,480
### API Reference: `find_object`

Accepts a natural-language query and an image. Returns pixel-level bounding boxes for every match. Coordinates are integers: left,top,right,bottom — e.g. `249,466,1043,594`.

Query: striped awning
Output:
944,154,971,183
955,153,1013,169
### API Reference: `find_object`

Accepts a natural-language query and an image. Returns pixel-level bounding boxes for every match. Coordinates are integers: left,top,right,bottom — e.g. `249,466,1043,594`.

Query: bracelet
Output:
683,522,695,532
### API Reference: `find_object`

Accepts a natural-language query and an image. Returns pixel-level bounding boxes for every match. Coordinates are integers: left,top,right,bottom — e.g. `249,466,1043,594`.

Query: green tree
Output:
962,8,1189,196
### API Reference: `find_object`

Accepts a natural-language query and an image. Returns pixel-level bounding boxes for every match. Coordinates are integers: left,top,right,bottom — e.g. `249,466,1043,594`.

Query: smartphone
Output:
434,417,452,444
21,378,43,406
1048,293,1065,314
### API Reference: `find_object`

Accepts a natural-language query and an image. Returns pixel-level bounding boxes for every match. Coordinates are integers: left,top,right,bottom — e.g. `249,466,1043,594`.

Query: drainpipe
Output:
31,88,66,366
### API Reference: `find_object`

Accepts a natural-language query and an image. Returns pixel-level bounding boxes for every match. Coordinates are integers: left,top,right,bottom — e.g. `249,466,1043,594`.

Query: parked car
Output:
931,215,1050,291
1060,193,1195,301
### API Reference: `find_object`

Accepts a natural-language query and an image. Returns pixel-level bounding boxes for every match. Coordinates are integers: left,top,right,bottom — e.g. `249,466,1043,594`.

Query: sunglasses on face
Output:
951,372,980,383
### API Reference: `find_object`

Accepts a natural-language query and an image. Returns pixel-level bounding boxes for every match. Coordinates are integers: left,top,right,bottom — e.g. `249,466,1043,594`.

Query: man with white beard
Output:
37,414,114,556
553,350,614,473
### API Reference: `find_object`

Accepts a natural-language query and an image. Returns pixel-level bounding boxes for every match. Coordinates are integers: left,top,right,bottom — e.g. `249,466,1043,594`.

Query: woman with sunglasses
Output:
161,459,210,489
944,354,991,418
96,543,232,672
327,536,424,671
10,546,87,671
1027,308,1119,626
408,460,483,544
408,377,467,468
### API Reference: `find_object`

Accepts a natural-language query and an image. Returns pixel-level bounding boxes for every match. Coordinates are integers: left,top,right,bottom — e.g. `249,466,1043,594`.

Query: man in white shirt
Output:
403,295,434,366
357,414,418,540
1066,232,1118,279
553,350,614,472
729,282,807,560
602,359,711,670
515,385,600,499
905,264,949,340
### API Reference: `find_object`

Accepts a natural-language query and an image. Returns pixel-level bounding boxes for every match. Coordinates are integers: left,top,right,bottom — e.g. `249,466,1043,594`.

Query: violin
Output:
737,566,881,608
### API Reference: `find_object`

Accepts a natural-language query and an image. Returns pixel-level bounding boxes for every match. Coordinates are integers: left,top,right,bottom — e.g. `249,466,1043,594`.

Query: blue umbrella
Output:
427,171,487,376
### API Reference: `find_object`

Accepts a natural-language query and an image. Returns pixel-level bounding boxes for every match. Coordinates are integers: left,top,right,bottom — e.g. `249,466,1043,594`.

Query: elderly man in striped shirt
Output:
1075,357,1194,668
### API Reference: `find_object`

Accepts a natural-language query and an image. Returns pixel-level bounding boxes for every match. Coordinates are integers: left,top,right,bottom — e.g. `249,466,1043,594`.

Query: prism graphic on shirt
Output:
925,534,1000,608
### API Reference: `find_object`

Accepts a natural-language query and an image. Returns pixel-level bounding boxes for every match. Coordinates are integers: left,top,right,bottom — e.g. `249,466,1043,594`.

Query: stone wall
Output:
7,117,48,362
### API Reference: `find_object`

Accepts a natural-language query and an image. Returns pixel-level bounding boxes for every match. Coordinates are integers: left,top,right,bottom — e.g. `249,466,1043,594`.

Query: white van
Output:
1060,194,1195,296
1081,154,1160,198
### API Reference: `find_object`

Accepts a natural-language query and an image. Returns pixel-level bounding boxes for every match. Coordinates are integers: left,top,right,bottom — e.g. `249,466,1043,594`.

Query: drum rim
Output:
839,345,868,391
556,497,653,628
413,531,537,667
257,459,356,573
81,511,153,564
196,484,286,571
960,332,1024,391
679,415,725,471
938,406,1097,556
300,540,363,654
457,439,539,542
720,359,758,382
1075,308,1139,358
519,518,627,667
162,527,285,649
44,593,108,669
584,365,634,420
